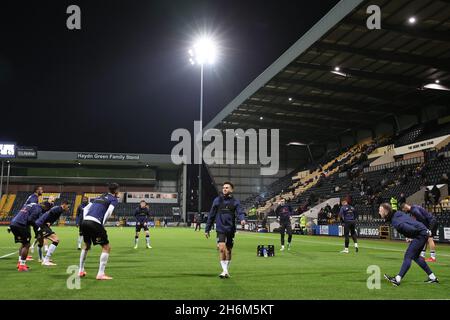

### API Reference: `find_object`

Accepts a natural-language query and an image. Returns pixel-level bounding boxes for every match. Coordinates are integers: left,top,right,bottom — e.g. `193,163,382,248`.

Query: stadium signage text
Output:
171,121,279,175
77,153,140,161
17,147,37,158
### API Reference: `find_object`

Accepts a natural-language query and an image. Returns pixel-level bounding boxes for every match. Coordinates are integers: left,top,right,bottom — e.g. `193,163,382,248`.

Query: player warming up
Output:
76,196,89,250
205,181,246,279
379,203,439,286
275,198,293,251
35,200,71,266
78,183,119,280
339,198,358,253
134,200,152,249
9,201,52,271
401,203,438,262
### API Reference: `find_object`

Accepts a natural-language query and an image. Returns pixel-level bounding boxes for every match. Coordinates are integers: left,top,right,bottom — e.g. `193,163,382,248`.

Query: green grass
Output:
0,226,449,300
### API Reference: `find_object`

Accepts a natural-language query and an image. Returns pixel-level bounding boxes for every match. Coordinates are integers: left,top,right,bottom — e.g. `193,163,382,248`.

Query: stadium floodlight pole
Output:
189,36,217,216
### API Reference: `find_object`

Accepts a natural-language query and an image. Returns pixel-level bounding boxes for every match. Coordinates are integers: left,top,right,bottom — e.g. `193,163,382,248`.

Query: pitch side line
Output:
239,232,450,258
0,252,17,259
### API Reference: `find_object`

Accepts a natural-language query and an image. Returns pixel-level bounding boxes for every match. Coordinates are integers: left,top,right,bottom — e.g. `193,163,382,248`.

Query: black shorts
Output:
279,222,293,234
80,220,109,246
33,225,40,238
37,225,55,239
344,221,357,236
10,225,31,245
136,222,149,232
217,232,235,248
429,220,438,237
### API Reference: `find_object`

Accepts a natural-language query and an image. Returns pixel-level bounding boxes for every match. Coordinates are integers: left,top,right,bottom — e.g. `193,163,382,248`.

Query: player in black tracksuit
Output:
134,200,152,249
339,199,358,253
379,203,439,286
205,182,246,279
275,199,293,251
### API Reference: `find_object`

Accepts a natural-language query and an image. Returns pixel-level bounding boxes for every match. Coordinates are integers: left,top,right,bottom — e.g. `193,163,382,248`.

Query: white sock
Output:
77,236,83,247
19,259,26,266
395,275,402,283
30,246,34,254
79,249,87,273
44,244,57,262
420,251,426,258
44,245,49,252
429,273,436,280
355,243,358,248
220,260,228,273
146,236,150,245
98,252,109,276
225,260,230,271
135,238,139,246
430,251,436,259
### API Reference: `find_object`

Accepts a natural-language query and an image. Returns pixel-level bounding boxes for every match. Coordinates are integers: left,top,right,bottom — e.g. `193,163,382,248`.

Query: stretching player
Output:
35,200,70,266
401,203,438,262
379,203,439,286
134,200,152,249
205,181,246,279
76,197,89,250
9,201,52,271
339,198,358,253
275,198,293,251
28,186,43,256
78,183,119,280
26,186,43,205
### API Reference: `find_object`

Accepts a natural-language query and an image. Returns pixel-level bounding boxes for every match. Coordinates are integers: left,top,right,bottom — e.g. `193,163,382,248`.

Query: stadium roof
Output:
205,0,450,145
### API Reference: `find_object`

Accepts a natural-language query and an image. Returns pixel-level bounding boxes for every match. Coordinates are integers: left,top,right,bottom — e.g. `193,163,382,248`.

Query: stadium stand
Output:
245,119,450,227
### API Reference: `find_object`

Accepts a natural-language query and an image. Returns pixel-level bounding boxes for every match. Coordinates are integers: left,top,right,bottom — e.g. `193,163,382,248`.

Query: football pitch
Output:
0,226,449,300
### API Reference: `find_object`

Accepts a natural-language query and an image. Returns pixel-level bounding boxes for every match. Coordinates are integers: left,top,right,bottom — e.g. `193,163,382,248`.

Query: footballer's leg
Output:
44,238,49,253
218,242,227,278
18,243,31,272
426,238,436,262
134,225,140,249
286,223,293,250
77,228,83,250
37,237,44,262
280,224,286,251
145,227,151,249
79,242,90,277
42,233,59,266
350,222,358,252
78,222,90,277
223,234,234,278
96,243,112,280
96,224,112,280
340,223,350,253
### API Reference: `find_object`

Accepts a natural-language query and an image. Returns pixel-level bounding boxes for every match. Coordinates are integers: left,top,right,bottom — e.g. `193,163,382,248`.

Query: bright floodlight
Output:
189,37,218,65
408,17,416,24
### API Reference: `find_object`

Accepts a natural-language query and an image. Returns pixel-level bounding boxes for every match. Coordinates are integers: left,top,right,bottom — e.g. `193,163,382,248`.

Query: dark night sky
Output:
0,0,339,154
